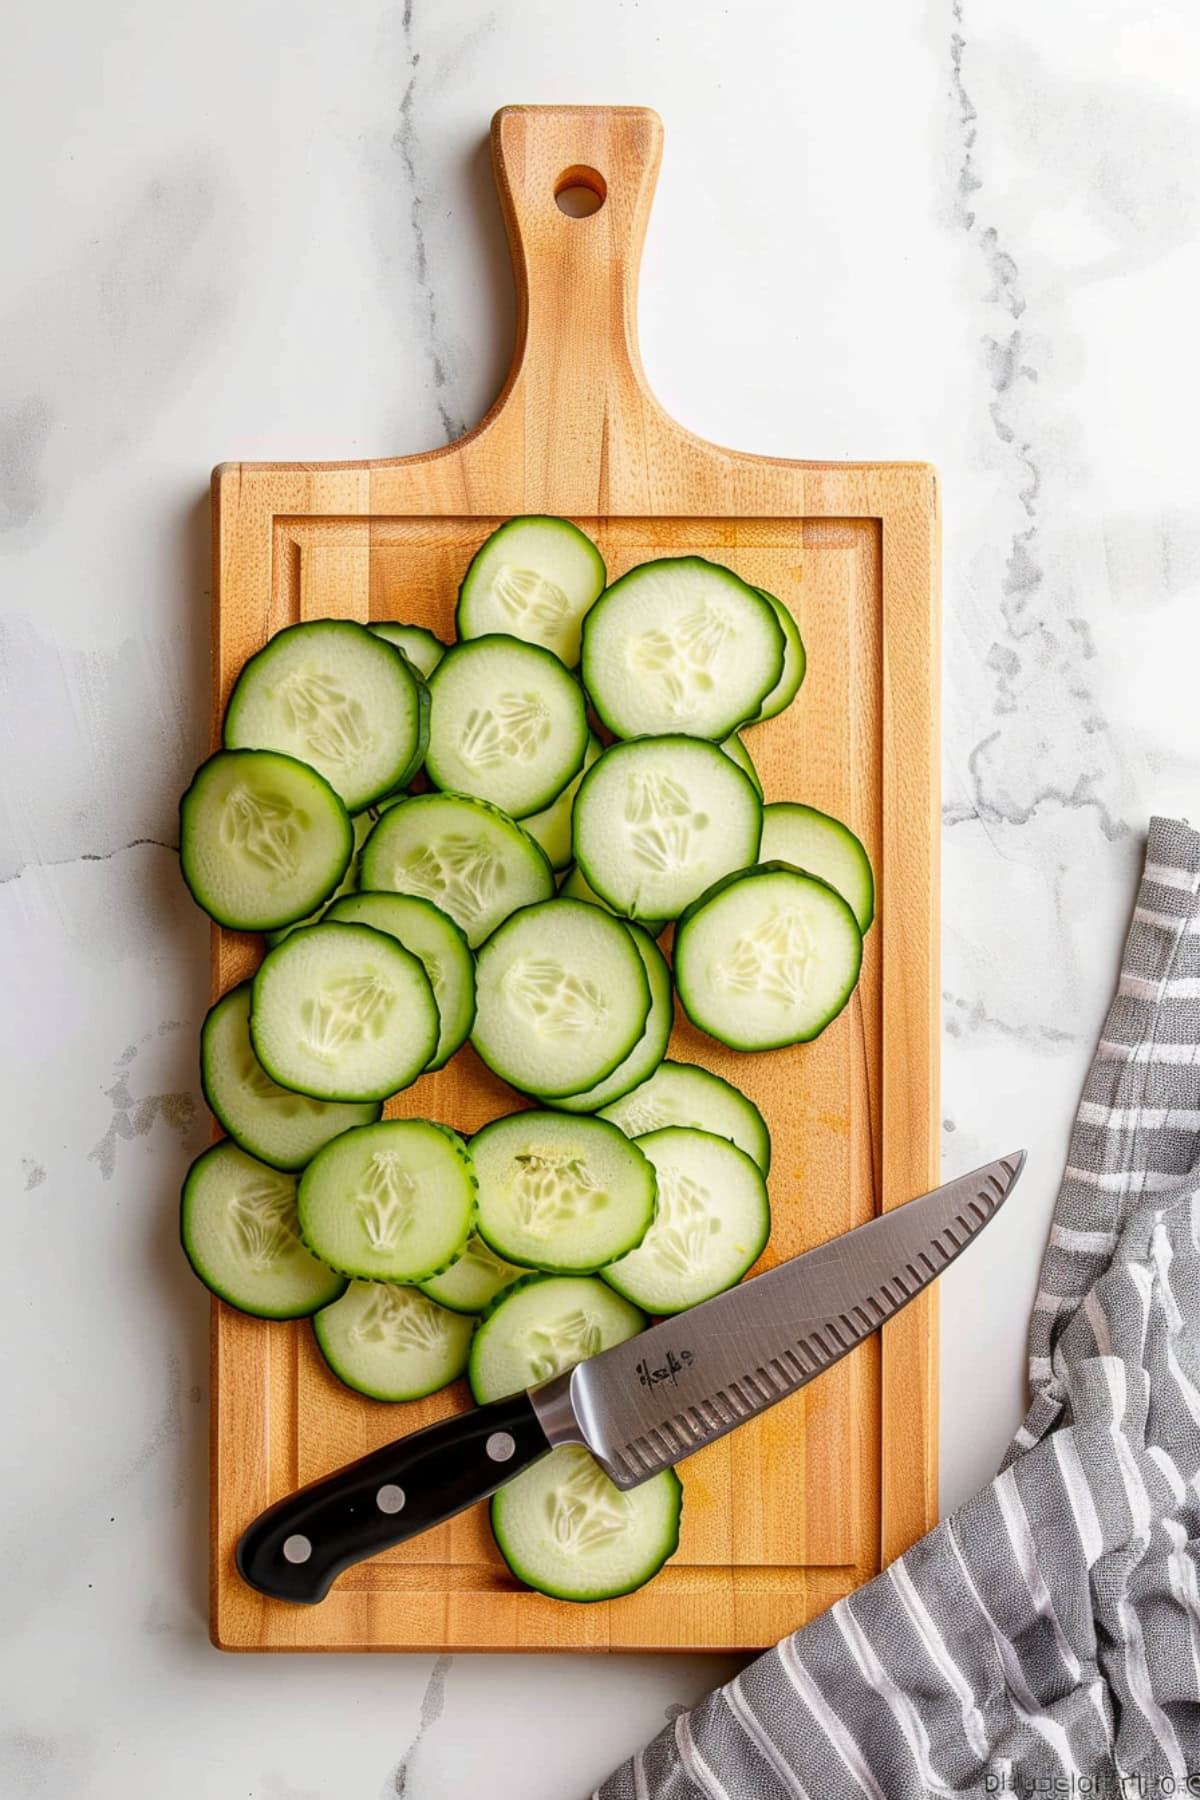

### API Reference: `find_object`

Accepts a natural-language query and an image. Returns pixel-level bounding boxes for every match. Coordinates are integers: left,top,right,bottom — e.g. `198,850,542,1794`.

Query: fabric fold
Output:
596,816,1200,1800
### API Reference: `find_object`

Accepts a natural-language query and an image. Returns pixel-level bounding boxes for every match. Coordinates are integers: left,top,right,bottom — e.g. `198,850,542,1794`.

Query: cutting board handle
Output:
490,106,664,490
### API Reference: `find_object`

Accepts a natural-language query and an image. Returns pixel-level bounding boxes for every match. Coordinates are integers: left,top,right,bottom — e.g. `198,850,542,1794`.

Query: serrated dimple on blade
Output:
557,1151,1026,1487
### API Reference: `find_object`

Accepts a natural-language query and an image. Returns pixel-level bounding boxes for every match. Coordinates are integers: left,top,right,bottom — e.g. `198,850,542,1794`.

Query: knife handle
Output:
236,1391,550,1605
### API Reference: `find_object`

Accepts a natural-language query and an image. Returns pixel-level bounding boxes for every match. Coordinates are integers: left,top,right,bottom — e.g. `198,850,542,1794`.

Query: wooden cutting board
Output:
208,104,939,1653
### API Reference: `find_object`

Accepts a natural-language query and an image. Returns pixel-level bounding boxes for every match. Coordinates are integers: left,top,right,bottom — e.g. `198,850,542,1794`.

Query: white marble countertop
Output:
4,0,1199,1793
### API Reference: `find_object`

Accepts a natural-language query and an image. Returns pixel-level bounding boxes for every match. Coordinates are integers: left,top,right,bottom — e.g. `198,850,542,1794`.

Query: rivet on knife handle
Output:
236,1391,550,1605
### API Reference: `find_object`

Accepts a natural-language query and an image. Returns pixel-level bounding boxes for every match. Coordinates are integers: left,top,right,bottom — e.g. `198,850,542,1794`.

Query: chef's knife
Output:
237,1150,1024,1603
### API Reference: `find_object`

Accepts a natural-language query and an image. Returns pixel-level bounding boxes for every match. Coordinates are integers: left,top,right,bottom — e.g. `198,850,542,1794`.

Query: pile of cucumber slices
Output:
178,515,873,1604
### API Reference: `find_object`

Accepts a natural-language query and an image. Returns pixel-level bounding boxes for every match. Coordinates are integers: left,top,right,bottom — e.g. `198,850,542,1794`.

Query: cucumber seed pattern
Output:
640,1166,721,1279
349,1286,458,1354
609,1094,679,1138
392,837,505,931
235,1037,327,1117
457,1238,516,1281
352,1152,417,1253
228,1171,302,1270
510,1151,607,1238
220,786,304,877
459,693,552,769
629,603,736,720
623,769,707,875
503,961,608,1036
521,1309,606,1383
493,564,572,631
714,908,816,1008
546,1449,627,1552
300,972,396,1062
277,670,373,771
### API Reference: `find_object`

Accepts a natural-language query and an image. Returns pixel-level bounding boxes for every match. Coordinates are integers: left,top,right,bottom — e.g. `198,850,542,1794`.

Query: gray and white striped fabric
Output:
597,815,1200,1799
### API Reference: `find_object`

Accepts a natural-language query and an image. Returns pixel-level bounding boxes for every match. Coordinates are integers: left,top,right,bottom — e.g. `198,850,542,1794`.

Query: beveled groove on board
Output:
209,104,939,1653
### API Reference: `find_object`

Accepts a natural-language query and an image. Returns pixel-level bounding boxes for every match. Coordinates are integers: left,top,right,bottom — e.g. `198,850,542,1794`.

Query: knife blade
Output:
237,1150,1024,1603
531,1149,1026,1486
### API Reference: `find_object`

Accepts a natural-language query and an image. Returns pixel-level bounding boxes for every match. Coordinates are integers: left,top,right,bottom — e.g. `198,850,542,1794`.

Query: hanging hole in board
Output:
555,166,607,218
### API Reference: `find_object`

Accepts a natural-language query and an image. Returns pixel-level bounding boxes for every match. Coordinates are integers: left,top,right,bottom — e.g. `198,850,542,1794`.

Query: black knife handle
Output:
236,1391,550,1604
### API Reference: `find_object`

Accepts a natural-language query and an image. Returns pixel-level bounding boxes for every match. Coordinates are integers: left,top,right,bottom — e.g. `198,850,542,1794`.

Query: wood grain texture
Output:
209,105,939,1652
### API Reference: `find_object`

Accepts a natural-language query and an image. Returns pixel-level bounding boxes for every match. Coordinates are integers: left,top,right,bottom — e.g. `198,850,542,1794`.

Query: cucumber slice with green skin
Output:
471,1112,657,1273
750,589,806,723
313,1280,475,1402
491,1447,681,1603
600,1061,771,1177
180,749,352,932
201,984,381,1171
223,619,430,811
323,892,475,1071
250,922,439,1102
468,1272,646,1403
425,636,588,819
721,733,763,799
471,898,651,1099
674,862,863,1051
573,736,762,922
180,1140,346,1319
558,864,668,940
298,1118,476,1282
545,926,673,1115
456,515,606,667
359,793,555,949
265,801,397,949
521,731,601,871
368,622,447,680
758,803,875,933
581,557,785,741
417,1234,523,1315
601,1126,770,1314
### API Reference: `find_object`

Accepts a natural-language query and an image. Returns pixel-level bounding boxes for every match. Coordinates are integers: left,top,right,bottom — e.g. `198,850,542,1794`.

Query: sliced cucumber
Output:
323,892,475,1071
573,736,761,922
426,636,588,818
751,589,806,722
492,1447,681,1602
180,749,352,932
547,926,673,1115
359,793,555,948
521,731,601,871
201,984,381,1171
581,557,785,740
471,1112,657,1273
223,619,429,811
721,733,763,799
250,922,439,1102
298,1118,476,1282
417,1234,523,1315
180,1139,346,1319
314,1280,475,1401
602,1126,770,1314
558,864,668,940
600,1061,771,1176
456,516,606,667
265,799,401,949
759,803,875,932
471,898,651,1099
368,621,447,680
674,863,863,1050
469,1273,645,1402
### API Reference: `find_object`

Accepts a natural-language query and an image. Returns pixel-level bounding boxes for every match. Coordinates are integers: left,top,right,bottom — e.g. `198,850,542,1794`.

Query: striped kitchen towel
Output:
597,815,1200,1799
